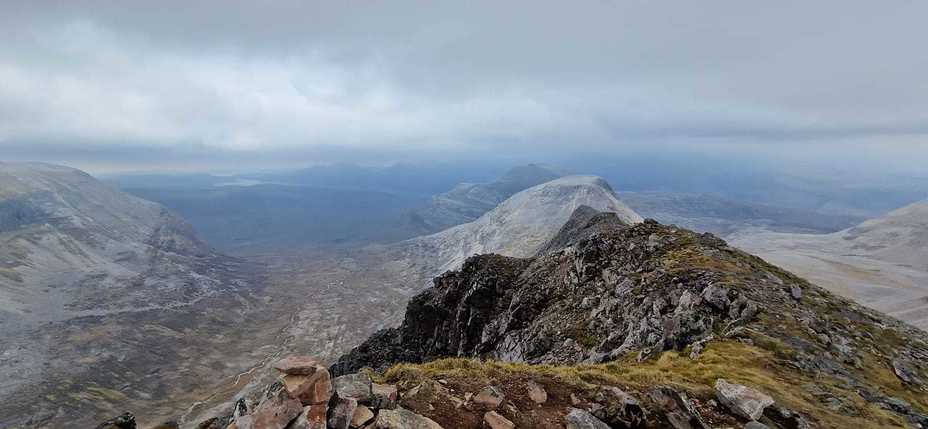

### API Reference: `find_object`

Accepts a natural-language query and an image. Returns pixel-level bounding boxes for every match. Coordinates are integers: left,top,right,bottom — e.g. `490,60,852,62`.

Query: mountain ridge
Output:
403,164,567,235
394,175,642,278
330,208,928,428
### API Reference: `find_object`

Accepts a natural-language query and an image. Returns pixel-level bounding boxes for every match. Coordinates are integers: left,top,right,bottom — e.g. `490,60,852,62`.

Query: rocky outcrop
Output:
333,212,928,427
201,356,434,429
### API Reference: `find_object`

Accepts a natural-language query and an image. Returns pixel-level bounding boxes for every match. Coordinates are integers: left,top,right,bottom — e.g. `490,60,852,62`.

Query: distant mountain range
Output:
618,191,866,237
731,200,928,330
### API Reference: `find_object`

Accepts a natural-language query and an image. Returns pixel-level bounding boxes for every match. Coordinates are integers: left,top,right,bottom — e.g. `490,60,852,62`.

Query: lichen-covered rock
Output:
483,411,514,429
565,408,610,429
647,387,709,429
374,408,443,429
714,379,774,421
472,386,504,409
327,396,358,429
592,386,645,429
250,385,304,429
525,380,547,404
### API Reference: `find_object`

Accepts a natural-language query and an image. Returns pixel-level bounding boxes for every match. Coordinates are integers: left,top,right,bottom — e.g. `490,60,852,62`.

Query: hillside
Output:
331,210,928,428
177,208,928,429
395,175,642,278
0,162,212,320
0,163,260,428
731,201,928,330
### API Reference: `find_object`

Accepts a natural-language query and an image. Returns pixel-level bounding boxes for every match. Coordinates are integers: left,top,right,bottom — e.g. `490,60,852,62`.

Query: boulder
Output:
251,387,304,429
892,359,924,386
351,405,375,427
289,405,327,429
333,373,373,401
701,284,730,311
285,369,333,405
714,379,774,421
483,411,515,429
472,386,504,409
647,387,709,429
373,408,443,429
592,386,646,429
328,397,358,429
526,380,547,404
274,356,324,376
744,422,769,429
565,408,610,429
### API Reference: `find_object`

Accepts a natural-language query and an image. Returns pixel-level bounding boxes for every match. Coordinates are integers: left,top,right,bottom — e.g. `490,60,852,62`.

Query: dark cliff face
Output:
333,213,928,425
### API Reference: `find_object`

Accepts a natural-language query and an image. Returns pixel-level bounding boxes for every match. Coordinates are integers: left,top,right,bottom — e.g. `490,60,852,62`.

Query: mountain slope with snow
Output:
397,175,642,277
403,164,567,234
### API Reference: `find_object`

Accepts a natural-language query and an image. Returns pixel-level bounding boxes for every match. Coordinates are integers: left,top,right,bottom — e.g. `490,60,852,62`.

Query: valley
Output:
1,162,926,428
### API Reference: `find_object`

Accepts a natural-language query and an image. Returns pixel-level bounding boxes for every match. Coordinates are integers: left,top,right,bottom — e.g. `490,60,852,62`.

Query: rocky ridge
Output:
105,209,928,428
331,208,928,427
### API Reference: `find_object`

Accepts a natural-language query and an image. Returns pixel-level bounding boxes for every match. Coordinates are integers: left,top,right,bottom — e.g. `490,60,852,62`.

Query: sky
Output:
1,1,927,174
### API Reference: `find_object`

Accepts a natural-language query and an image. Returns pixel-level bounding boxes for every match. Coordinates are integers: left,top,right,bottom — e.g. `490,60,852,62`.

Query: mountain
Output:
617,191,866,237
730,200,928,330
327,209,928,428
403,164,567,235
395,175,642,277
0,162,213,320
179,208,927,428
0,163,263,428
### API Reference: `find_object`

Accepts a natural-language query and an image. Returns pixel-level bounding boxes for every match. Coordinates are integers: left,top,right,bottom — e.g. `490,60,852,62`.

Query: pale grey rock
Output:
565,407,610,429
373,408,443,429
525,380,547,404
714,379,774,421
473,386,504,409
483,411,514,429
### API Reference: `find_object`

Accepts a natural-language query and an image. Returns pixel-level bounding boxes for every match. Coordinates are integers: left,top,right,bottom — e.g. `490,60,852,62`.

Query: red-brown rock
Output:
273,356,324,376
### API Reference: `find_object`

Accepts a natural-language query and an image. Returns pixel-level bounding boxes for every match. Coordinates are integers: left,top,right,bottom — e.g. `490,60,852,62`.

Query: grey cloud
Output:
0,1,926,172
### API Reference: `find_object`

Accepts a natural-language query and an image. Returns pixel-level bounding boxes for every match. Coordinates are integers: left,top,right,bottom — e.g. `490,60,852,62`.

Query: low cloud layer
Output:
1,1,926,173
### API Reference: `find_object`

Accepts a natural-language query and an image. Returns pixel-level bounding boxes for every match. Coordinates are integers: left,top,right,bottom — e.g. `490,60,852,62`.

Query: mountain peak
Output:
401,175,642,275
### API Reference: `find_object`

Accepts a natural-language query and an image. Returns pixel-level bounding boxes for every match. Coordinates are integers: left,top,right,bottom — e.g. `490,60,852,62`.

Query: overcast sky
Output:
1,1,927,173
